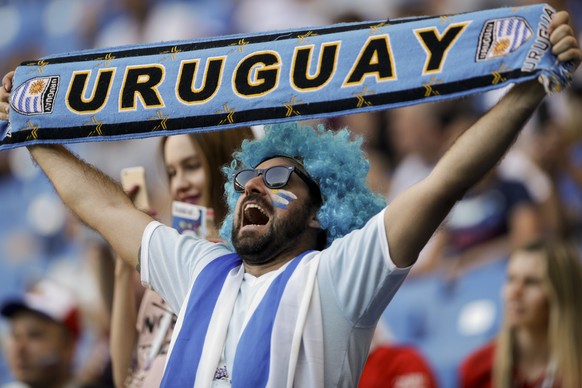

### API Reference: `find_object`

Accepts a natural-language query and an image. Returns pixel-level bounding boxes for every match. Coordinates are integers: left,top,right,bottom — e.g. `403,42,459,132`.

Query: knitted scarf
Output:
0,4,572,150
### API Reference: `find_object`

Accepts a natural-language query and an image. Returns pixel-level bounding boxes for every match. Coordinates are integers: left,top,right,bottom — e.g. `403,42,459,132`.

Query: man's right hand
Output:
0,71,14,121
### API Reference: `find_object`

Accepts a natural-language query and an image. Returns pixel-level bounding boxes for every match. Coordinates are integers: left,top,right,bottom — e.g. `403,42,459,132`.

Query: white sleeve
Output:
318,208,411,327
140,221,232,313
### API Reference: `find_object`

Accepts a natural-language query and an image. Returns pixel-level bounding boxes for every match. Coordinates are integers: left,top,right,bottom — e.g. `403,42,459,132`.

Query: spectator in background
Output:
385,101,460,201
111,129,254,387
436,169,542,276
527,91,582,241
0,280,81,388
459,238,582,387
359,322,437,388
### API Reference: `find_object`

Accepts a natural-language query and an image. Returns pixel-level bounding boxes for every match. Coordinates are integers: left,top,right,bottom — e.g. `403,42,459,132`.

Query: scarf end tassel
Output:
538,60,575,94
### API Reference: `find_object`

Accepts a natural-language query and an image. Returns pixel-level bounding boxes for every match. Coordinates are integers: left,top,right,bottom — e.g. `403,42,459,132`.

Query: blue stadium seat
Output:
382,258,507,387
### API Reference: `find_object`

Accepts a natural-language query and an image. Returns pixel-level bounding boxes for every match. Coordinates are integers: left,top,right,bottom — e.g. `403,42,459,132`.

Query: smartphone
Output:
120,166,150,210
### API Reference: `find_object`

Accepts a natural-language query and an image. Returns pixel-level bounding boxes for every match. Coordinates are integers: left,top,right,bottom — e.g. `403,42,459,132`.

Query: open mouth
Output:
243,203,270,227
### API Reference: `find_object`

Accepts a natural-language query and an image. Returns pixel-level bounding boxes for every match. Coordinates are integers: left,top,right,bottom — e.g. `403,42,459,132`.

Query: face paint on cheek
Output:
270,189,297,209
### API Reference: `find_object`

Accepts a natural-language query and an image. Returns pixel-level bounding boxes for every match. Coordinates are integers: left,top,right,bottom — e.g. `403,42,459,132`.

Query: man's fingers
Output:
549,24,574,46
548,10,570,35
556,47,582,66
547,12,582,69
0,87,10,120
552,35,579,55
2,71,14,93
0,71,13,120
0,92,9,121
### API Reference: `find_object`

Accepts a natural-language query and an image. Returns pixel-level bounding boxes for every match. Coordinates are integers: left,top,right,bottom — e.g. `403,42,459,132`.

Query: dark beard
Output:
232,201,311,266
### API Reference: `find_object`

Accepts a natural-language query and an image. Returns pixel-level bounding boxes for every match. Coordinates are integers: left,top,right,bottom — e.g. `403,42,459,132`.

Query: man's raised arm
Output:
384,11,582,268
26,144,153,269
2,70,151,268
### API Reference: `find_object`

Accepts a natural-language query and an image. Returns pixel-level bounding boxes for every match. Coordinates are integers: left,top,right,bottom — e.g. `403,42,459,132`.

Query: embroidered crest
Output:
10,76,59,115
477,17,532,61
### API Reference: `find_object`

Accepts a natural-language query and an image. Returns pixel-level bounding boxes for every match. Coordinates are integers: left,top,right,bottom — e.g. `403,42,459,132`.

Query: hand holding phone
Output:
120,166,150,211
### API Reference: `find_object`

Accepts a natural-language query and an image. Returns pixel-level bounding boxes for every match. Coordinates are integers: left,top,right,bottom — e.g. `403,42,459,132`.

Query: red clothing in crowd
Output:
359,345,437,388
460,341,560,388
459,341,496,388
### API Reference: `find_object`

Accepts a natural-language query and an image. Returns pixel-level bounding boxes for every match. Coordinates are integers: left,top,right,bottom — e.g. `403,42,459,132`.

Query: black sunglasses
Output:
232,165,321,202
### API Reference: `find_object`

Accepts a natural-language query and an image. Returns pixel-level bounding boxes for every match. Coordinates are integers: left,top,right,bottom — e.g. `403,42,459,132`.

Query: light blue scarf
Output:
0,4,572,150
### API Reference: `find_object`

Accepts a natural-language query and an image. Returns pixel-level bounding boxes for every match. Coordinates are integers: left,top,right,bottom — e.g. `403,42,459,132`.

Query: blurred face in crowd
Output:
389,104,445,163
503,250,550,332
164,134,210,206
5,311,74,388
232,157,319,265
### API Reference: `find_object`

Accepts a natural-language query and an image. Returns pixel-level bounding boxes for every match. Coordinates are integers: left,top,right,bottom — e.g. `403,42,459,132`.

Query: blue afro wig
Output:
219,122,386,248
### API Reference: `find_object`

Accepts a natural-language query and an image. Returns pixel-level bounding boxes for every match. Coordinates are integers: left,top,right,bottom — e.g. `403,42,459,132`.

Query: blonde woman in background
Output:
459,238,582,388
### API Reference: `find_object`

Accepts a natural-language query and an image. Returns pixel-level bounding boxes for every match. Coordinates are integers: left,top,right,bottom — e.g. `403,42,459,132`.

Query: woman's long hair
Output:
493,238,582,388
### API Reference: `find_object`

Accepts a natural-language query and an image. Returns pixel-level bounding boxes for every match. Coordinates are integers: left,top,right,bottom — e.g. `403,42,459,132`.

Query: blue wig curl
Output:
219,122,386,248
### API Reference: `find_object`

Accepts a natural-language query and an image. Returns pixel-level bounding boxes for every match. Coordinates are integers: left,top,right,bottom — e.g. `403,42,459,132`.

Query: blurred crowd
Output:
0,0,581,386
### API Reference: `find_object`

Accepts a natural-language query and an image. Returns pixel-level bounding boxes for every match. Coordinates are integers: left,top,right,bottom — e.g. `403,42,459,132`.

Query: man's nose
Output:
244,173,266,194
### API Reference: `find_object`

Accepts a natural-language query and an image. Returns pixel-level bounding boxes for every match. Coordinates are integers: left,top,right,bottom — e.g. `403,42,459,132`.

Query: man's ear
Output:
308,214,320,229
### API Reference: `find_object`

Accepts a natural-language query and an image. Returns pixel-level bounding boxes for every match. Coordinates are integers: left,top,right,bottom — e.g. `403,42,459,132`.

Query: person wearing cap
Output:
0,10,580,388
1,280,80,388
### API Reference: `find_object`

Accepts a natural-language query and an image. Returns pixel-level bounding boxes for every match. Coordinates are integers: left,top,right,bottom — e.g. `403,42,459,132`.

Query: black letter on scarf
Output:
67,69,115,113
121,65,165,110
234,52,280,97
292,42,339,91
177,57,225,104
415,23,468,74
344,35,395,85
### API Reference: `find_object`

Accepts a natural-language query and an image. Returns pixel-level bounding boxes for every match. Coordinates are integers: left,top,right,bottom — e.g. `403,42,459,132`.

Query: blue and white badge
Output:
477,17,533,61
10,76,60,115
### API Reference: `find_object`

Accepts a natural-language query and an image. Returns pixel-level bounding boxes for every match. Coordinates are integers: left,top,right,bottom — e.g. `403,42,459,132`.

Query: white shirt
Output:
141,209,410,387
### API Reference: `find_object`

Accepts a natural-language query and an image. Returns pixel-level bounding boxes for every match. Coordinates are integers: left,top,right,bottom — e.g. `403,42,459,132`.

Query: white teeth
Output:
244,203,266,215
243,203,269,226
